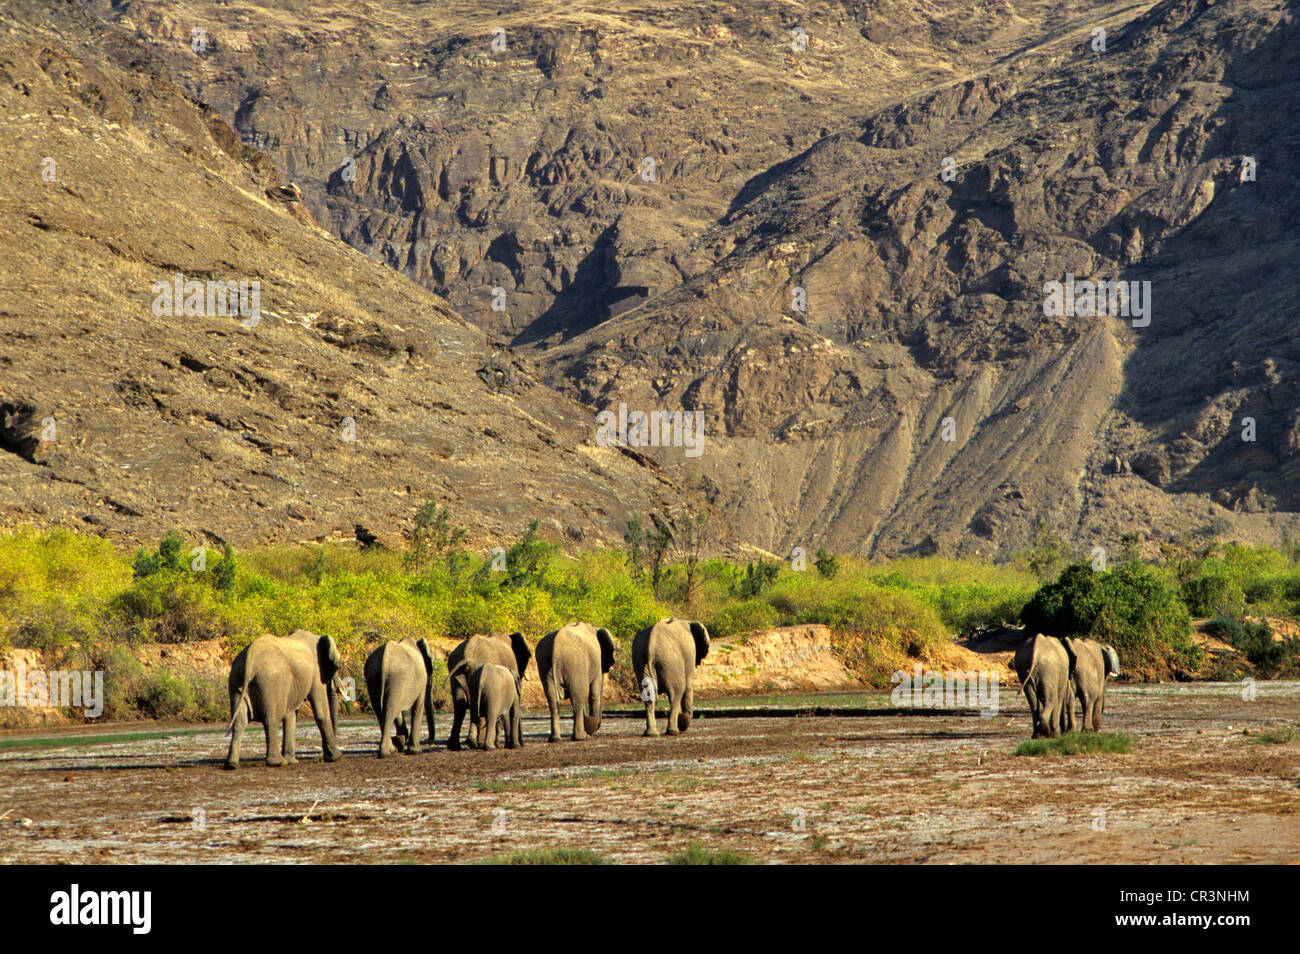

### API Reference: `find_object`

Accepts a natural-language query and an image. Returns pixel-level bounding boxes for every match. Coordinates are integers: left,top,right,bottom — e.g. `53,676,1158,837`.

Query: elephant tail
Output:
225,681,252,735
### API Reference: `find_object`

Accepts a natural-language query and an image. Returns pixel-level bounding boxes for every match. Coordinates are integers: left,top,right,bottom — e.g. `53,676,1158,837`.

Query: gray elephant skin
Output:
225,629,344,769
446,632,531,750
364,637,437,757
633,619,710,736
536,622,616,742
469,663,522,749
1013,633,1073,738
1062,638,1120,731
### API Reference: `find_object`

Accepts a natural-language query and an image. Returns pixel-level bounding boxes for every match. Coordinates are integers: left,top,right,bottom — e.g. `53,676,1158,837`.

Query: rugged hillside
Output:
33,0,1300,557
0,0,694,549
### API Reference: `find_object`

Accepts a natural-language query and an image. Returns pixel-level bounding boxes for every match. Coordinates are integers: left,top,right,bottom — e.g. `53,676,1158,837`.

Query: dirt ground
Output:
0,684,1296,864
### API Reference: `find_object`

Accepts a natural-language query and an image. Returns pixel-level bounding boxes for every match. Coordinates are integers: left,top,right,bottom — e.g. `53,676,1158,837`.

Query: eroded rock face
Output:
0,0,693,548
29,0,1300,556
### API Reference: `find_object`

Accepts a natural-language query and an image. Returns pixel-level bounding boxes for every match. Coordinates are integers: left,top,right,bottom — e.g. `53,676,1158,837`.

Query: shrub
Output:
1180,575,1244,617
667,843,757,865
1021,563,1197,674
489,848,611,865
814,547,839,580
1015,731,1134,756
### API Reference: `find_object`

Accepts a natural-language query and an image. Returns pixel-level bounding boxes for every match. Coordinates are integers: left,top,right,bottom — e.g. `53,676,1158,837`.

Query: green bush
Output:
1015,731,1134,756
1202,617,1300,676
1180,575,1245,617
1021,563,1197,673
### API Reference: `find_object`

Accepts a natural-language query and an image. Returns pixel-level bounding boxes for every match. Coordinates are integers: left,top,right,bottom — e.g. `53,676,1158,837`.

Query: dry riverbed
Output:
0,684,1296,864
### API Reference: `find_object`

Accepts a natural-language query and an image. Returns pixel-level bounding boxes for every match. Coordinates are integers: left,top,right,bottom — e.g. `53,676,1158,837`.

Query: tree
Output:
405,501,466,574
624,515,646,584
814,547,840,580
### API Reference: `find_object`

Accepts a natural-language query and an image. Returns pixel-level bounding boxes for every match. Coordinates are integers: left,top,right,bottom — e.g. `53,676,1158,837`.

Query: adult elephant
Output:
536,622,616,742
446,632,531,750
224,630,344,769
1062,638,1120,731
633,619,709,736
364,637,436,757
469,663,522,750
1013,633,1073,738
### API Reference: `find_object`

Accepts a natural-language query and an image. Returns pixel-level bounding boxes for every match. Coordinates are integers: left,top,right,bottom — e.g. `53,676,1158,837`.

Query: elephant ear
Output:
508,631,532,678
416,637,435,677
689,621,710,666
1059,637,1079,676
1102,644,1121,677
317,634,342,682
596,628,616,673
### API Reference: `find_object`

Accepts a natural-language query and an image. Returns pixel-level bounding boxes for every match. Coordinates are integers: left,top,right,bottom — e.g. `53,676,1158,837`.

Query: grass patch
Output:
485,848,611,865
1247,725,1298,745
667,843,758,865
1014,731,1135,757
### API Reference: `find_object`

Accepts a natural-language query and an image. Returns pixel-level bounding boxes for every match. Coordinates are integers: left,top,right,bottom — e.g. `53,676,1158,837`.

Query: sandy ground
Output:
0,684,1296,864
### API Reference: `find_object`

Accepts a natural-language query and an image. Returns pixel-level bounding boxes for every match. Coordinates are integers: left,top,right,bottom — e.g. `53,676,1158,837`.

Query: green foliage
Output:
1015,731,1134,756
1021,562,1197,673
814,547,840,580
404,501,467,575
1180,575,1245,617
1201,616,1300,676
501,520,552,590
1018,520,1073,583
623,515,646,585
736,560,780,598
1246,725,1298,745
488,848,612,865
667,843,758,865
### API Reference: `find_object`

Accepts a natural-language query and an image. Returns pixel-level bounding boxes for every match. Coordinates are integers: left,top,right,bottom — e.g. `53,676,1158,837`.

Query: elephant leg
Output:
308,686,343,762
642,696,659,737
406,696,424,754
265,712,284,767
1091,697,1104,732
679,685,694,733
224,699,248,770
570,690,586,742
665,688,682,736
494,710,505,748
378,703,397,758
448,696,467,751
480,709,497,751
283,710,298,764
545,677,562,742
508,703,522,749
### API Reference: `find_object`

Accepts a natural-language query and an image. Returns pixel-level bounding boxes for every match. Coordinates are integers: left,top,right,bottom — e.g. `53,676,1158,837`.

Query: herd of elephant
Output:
1013,633,1122,738
221,618,1119,768
222,619,710,769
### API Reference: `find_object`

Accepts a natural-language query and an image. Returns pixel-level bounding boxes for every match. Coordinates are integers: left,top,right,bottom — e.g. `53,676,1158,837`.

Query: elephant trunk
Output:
583,712,601,735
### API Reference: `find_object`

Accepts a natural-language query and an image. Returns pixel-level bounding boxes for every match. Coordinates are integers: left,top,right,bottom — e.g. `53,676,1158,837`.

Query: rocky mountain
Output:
0,0,693,549
12,0,1300,559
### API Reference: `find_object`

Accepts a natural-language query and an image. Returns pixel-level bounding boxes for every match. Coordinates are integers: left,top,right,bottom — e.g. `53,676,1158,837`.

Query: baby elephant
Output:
468,663,522,750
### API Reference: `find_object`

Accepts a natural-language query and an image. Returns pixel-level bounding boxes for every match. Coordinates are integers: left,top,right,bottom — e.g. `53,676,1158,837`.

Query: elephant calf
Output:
1062,638,1120,731
364,637,436,757
633,619,710,736
536,622,616,742
468,663,522,750
225,630,344,769
1013,633,1072,738
446,632,531,751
